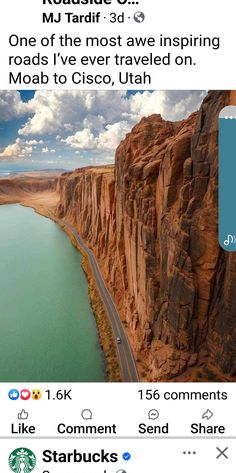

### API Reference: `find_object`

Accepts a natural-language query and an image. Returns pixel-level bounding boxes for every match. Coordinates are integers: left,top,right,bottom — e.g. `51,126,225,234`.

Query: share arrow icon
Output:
202,409,214,420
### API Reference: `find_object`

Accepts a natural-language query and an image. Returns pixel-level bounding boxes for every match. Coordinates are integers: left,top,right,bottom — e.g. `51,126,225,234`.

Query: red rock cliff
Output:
56,91,236,381
0,173,58,204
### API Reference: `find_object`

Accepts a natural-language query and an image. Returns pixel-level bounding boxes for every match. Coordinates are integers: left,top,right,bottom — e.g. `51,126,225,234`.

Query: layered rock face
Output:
56,91,236,380
56,166,116,275
0,173,58,203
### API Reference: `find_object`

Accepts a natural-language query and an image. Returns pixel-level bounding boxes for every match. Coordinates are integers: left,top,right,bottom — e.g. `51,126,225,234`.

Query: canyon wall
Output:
55,90,236,381
0,174,58,204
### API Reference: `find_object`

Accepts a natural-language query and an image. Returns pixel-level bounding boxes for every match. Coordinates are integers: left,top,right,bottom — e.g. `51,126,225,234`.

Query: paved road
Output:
55,217,139,382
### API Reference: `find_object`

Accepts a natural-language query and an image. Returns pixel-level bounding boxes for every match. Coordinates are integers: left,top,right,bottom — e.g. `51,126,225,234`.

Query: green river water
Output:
0,204,106,382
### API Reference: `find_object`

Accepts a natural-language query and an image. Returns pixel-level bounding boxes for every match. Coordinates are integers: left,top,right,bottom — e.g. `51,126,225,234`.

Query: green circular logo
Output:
9,448,36,472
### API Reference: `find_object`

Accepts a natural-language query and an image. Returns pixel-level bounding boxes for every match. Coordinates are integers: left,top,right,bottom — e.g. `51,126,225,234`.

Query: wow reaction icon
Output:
31,389,42,400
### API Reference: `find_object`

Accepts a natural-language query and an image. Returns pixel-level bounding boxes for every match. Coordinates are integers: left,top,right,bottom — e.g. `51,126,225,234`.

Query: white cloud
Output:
128,90,207,122
1,90,207,163
42,146,56,154
0,91,30,121
67,91,206,153
18,90,206,138
0,90,122,135
63,128,97,150
64,122,129,152
97,121,131,150
18,91,129,136
0,138,32,159
65,121,130,152
25,139,44,145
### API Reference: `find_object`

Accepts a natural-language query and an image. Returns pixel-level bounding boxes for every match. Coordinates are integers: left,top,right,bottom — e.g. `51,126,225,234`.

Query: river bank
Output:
57,220,122,382
21,201,122,382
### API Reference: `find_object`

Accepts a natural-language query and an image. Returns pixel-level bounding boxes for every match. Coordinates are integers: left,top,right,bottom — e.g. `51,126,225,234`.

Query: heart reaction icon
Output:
20,389,31,401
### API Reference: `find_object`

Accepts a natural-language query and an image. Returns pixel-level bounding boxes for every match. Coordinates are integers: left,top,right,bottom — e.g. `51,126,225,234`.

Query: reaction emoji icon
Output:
31,389,42,400
20,389,31,401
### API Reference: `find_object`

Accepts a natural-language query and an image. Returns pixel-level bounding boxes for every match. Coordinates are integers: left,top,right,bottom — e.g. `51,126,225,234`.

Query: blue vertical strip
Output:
219,108,236,251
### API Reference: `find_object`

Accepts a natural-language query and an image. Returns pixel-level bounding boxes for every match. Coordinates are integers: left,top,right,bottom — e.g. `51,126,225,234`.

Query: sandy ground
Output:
20,190,59,209
0,172,60,209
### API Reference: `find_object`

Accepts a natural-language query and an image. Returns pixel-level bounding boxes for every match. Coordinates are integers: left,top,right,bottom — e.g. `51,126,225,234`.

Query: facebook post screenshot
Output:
0,0,236,471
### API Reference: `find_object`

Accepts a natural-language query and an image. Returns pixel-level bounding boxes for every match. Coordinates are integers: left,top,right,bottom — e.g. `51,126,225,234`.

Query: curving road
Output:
51,213,139,382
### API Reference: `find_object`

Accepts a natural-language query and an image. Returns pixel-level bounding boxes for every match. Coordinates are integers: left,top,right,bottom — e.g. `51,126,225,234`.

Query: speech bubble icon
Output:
148,409,159,420
81,409,93,420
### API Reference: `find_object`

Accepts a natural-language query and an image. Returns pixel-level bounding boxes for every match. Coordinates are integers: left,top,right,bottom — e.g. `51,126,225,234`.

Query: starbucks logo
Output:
9,448,36,473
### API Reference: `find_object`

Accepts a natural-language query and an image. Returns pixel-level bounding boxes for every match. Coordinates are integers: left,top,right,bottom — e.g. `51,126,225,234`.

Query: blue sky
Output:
0,90,206,172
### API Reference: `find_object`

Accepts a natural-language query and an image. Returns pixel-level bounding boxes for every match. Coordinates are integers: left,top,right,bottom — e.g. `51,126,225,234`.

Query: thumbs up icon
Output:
18,409,29,420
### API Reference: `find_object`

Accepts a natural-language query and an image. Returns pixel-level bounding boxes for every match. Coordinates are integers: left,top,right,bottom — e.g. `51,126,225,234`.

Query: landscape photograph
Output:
0,89,236,382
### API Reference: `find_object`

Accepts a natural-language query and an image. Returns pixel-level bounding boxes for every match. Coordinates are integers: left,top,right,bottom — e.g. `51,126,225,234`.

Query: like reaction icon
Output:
8,389,20,401
18,410,29,420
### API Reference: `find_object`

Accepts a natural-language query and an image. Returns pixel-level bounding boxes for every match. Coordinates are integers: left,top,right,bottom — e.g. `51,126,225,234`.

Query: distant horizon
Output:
0,90,207,170
0,158,117,176
0,162,115,176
